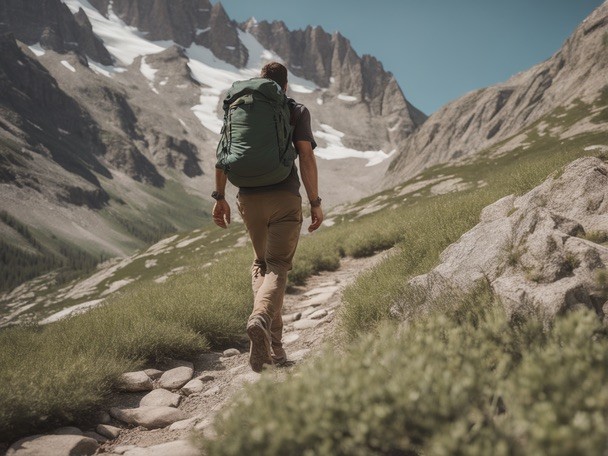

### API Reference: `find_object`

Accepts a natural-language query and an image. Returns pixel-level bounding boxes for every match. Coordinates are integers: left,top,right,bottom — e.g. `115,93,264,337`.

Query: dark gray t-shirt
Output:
238,98,317,196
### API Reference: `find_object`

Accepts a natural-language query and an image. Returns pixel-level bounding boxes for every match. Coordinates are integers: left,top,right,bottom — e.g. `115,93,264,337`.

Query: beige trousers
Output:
237,191,303,350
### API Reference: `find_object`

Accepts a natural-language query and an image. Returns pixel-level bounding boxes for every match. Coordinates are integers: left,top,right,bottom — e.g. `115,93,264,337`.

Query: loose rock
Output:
82,431,108,443
293,319,322,330
143,369,163,380
181,379,204,396
169,417,198,431
222,348,240,357
7,435,98,456
109,406,188,429
96,424,121,440
310,309,328,320
158,366,193,390
117,371,153,392
140,389,182,408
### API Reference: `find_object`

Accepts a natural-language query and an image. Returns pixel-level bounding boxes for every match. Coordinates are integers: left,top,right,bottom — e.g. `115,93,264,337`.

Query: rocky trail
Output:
6,252,390,456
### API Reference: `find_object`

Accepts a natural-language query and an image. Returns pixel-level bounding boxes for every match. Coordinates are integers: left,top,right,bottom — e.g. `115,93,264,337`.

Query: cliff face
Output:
244,20,427,139
0,0,112,65
87,0,248,67
387,2,608,183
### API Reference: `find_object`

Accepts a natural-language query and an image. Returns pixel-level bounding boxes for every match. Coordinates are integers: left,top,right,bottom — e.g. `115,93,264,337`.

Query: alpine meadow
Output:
1,1,608,455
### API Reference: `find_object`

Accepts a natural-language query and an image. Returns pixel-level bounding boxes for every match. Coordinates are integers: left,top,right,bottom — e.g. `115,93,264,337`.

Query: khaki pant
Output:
237,191,303,351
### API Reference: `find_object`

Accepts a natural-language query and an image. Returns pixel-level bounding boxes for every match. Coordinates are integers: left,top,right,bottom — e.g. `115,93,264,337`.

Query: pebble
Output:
143,369,164,380
117,371,153,392
310,309,328,320
181,379,204,396
283,312,302,323
293,319,322,330
222,348,240,357
294,292,335,309
96,424,121,439
158,366,193,390
140,389,182,408
110,406,189,429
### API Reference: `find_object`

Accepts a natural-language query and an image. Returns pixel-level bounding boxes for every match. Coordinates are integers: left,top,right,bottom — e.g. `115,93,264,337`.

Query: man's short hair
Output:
261,62,288,90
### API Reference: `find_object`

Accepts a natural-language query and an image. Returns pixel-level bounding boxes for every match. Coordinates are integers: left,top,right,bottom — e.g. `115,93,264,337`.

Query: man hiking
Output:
212,61,323,372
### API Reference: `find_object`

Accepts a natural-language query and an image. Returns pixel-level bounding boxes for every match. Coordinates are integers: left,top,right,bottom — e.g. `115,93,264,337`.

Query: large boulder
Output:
7,434,98,455
396,157,608,321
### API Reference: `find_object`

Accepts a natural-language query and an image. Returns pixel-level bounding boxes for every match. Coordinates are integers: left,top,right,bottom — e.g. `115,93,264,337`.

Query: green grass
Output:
0,246,252,441
202,288,608,455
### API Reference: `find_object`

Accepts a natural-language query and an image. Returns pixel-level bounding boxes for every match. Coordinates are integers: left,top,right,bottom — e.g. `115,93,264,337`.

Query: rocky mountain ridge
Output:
388,1,608,183
0,0,424,294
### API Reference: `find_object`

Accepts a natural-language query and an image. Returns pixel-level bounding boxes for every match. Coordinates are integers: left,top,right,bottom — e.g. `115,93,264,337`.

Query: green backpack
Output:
215,78,297,187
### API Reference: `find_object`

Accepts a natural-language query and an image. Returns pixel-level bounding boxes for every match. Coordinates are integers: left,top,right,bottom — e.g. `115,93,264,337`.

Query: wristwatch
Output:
310,197,322,207
211,191,225,201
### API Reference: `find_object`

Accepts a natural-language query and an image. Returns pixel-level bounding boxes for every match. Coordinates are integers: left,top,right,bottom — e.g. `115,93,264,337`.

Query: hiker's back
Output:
216,78,296,187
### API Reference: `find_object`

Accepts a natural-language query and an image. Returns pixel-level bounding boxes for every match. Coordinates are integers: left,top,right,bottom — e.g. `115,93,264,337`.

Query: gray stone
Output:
96,424,121,439
53,426,82,435
169,417,198,431
117,371,153,392
109,406,188,429
293,318,322,330
294,292,335,309
143,368,164,380
395,158,608,322
282,332,300,345
7,435,98,456
310,309,329,320
222,348,240,357
181,379,204,396
97,411,112,424
139,388,182,408
158,366,193,390
122,439,199,456
283,312,302,323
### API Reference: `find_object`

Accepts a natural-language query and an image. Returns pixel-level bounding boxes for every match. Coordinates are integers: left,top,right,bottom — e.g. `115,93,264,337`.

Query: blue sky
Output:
216,0,604,114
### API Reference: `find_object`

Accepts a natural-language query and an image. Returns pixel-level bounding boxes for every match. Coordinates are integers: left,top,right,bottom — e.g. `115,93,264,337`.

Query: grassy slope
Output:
201,93,608,454
0,93,606,445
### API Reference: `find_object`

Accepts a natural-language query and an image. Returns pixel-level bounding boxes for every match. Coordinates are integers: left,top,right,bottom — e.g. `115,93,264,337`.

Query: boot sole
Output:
247,323,272,373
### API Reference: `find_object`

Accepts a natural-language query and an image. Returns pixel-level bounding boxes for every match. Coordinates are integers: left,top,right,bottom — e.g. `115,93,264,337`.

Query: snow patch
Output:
337,93,357,102
40,299,105,325
28,43,46,56
314,124,395,167
140,56,157,81
101,278,136,296
61,60,76,72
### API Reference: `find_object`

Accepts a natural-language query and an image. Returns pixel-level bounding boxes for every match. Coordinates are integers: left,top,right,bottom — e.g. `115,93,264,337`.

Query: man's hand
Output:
308,206,323,232
213,200,231,229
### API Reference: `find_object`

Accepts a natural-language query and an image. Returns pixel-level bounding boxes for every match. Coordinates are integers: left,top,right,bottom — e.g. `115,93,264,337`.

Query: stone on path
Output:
293,318,322,330
310,309,329,320
7,435,98,456
294,292,335,309
181,378,204,396
282,332,300,345
96,424,121,439
290,349,311,362
169,417,198,431
143,369,163,380
122,439,199,456
110,406,188,429
222,348,240,357
304,285,339,297
158,366,193,390
283,312,302,323
118,371,153,392
140,389,182,407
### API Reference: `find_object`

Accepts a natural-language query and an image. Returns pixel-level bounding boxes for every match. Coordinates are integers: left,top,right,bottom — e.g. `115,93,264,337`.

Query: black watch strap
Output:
310,197,322,207
211,191,225,201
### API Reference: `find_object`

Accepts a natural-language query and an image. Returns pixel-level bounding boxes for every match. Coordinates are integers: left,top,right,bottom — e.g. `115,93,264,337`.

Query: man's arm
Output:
296,140,323,232
212,168,231,229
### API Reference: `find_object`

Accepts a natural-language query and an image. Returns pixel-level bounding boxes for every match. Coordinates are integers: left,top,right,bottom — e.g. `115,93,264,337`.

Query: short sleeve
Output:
292,107,317,150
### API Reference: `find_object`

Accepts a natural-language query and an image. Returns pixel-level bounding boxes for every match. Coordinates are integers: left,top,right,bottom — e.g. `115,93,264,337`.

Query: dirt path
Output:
97,252,390,455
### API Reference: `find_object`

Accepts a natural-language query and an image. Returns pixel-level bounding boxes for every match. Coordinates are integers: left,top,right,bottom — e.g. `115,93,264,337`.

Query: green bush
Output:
201,290,608,455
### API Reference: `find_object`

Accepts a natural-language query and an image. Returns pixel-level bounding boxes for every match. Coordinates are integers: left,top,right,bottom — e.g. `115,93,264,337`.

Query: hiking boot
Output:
247,316,273,373
271,345,287,365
